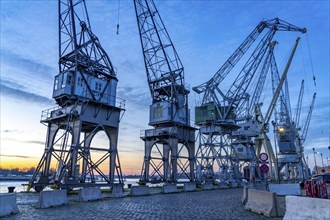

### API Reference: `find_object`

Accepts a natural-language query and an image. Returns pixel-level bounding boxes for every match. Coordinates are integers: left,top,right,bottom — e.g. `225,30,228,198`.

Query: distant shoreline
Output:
0,177,31,181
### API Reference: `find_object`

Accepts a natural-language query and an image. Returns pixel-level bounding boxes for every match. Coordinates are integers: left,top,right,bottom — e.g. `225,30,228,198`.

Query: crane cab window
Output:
54,77,59,90
95,82,102,92
154,106,163,119
200,107,208,117
77,77,84,87
237,147,244,152
66,75,72,86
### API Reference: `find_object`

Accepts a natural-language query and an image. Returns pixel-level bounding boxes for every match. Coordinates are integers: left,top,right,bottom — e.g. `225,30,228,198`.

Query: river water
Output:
0,178,141,193
0,180,29,193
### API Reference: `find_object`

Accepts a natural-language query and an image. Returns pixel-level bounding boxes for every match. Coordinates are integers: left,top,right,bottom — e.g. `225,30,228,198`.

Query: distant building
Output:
313,166,330,175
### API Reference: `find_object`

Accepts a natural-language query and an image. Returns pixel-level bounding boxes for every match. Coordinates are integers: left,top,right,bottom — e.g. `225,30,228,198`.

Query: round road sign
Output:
259,152,268,162
260,164,269,173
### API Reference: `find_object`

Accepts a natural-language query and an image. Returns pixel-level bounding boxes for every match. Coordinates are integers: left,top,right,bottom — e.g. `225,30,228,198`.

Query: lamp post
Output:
321,153,324,168
272,121,280,183
312,148,317,174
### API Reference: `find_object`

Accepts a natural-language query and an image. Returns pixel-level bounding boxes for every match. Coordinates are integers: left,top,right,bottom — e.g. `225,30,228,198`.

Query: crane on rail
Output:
134,0,196,184
29,0,125,192
193,18,306,183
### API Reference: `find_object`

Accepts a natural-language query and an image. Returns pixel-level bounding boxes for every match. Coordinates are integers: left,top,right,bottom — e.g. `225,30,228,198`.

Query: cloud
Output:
25,140,45,145
2,129,18,133
117,84,150,109
1,49,56,82
1,49,56,99
1,137,44,145
119,148,144,153
0,79,29,92
0,83,54,105
0,154,36,159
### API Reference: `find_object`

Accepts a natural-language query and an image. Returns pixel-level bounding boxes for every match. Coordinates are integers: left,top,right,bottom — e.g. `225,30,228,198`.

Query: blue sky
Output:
0,0,329,173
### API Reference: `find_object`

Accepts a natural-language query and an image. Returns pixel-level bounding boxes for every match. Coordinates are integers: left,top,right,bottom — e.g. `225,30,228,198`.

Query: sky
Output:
0,0,329,175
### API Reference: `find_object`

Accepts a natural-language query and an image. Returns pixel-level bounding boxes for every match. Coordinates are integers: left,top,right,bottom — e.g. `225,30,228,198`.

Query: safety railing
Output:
40,106,61,121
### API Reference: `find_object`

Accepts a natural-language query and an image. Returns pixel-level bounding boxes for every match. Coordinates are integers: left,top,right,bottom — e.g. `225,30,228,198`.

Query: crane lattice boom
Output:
134,0,187,104
247,41,277,118
59,0,115,77
193,18,306,97
294,80,305,127
301,93,316,144
193,18,306,125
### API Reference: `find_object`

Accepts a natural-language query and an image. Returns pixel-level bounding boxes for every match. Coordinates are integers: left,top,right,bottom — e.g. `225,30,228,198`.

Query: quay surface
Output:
3,188,284,219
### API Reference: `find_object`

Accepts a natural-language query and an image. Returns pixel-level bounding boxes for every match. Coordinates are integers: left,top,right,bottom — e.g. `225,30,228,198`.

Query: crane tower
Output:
29,0,125,191
134,0,196,184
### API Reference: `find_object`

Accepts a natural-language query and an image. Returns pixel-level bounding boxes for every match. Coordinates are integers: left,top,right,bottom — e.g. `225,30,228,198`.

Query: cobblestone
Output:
4,188,283,220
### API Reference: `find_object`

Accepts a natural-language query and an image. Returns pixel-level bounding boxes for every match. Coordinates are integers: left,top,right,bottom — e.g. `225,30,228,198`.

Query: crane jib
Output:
193,18,306,99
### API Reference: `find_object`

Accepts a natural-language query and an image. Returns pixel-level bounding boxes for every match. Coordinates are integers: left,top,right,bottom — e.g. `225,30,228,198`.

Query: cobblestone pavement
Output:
4,188,283,220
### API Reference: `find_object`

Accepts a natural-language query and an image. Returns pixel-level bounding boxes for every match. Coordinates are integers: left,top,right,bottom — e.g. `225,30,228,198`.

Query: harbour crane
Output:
274,77,316,181
254,37,301,181
230,41,278,183
193,18,306,182
134,0,196,183
298,92,316,178
269,37,316,181
29,0,125,192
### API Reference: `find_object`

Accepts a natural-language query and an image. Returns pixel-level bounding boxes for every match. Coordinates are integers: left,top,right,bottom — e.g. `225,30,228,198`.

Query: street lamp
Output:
321,153,324,168
312,148,317,174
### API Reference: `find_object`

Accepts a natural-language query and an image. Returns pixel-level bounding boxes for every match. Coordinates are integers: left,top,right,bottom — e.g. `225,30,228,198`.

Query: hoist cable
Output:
117,0,121,34
306,33,316,88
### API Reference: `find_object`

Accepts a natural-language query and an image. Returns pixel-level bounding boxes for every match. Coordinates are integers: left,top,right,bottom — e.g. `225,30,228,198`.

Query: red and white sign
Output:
259,152,268,162
260,164,269,173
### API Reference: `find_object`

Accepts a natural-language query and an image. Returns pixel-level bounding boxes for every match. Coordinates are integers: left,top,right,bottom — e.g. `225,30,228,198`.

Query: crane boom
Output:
247,41,277,118
271,60,291,124
193,18,306,102
284,79,292,120
225,30,275,108
134,0,191,127
134,0,186,104
301,93,316,144
295,80,305,126
192,21,266,95
262,37,301,130
254,37,301,181
193,18,306,127
59,0,115,76
134,0,196,184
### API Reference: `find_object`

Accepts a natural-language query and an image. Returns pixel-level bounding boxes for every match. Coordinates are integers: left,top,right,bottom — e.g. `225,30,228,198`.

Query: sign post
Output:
259,153,269,174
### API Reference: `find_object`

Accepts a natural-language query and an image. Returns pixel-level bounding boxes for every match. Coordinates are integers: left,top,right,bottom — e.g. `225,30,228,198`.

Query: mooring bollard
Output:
7,186,15,193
